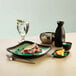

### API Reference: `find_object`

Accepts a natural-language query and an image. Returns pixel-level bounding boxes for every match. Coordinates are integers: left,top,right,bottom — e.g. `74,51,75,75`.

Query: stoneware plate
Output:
52,50,69,58
7,41,51,58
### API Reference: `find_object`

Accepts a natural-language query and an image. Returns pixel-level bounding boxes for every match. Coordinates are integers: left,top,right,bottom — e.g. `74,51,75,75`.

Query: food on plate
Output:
56,49,65,56
21,44,42,54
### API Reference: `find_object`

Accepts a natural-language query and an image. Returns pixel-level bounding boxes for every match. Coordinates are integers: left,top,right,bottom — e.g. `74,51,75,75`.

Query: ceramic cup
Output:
62,42,72,51
40,32,55,44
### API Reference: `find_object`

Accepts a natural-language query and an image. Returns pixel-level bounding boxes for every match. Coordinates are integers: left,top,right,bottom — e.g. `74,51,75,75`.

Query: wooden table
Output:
0,33,76,76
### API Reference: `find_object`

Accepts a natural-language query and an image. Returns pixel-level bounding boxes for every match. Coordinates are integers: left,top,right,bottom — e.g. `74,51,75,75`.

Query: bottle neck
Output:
58,24,63,27
57,21,64,27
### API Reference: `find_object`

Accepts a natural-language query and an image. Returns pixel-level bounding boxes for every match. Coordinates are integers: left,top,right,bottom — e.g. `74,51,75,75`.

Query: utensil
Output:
6,54,35,64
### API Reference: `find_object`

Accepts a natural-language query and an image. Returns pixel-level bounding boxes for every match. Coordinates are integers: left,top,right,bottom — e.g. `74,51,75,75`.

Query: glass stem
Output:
21,36,25,41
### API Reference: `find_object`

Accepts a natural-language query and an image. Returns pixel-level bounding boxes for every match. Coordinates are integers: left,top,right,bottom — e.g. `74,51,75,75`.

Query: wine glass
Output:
17,19,29,42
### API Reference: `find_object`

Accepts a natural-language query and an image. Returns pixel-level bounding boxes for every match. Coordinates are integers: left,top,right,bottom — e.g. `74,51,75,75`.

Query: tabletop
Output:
0,33,76,76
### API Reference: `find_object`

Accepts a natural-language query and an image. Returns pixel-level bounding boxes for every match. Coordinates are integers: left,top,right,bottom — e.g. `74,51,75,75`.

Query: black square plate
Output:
7,41,51,58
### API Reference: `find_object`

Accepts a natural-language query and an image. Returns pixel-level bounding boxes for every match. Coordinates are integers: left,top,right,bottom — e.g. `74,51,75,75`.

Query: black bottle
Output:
55,21,65,47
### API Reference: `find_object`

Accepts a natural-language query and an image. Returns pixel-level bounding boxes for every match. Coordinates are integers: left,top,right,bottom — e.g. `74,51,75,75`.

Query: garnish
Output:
56,49,65,56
